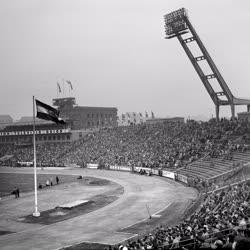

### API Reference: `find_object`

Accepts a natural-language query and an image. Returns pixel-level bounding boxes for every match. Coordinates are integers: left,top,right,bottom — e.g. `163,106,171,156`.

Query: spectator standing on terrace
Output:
11,187,19,198
56,176,59,185
50,177,53,186
16,187,19,198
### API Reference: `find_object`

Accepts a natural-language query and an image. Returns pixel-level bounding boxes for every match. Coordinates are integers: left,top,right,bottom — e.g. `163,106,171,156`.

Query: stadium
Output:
1,4,250,250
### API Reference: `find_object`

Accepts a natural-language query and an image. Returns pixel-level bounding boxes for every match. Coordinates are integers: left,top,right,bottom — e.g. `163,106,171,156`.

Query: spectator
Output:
56,176,59,185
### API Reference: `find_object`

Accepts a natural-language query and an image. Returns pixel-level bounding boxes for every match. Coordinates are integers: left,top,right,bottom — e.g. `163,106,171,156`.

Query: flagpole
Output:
33,96,40,217
63,78,65,98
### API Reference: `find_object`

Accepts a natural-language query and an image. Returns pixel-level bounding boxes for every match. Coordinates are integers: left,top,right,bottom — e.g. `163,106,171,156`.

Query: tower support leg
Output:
215,105,220,122
231,104,235,120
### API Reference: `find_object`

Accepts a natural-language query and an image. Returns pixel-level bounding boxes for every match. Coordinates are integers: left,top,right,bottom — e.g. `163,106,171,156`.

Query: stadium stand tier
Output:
1,118,250,170
1,118,250,250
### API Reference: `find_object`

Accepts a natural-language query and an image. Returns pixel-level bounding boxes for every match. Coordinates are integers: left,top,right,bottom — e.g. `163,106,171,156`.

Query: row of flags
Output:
121,111,155,120
57,80,73,93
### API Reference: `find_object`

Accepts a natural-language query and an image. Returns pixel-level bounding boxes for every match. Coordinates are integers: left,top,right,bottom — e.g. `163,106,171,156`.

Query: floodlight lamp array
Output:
164,8,189,38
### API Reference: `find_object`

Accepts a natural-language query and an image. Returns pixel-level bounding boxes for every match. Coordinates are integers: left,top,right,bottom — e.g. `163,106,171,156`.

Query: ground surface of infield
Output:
0,167,197,250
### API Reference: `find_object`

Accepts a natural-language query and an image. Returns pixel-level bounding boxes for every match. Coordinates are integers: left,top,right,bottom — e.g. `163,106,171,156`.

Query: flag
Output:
57,82,61,93
66,80,73,90
36,99,65,124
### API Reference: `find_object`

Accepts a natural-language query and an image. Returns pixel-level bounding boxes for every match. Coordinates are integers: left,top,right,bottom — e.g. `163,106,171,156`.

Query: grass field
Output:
0,173,78,197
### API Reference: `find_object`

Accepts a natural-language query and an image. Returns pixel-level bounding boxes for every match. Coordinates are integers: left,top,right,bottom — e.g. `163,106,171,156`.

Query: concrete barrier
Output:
162,170,175,180
87,163,98,169
109,165,131,171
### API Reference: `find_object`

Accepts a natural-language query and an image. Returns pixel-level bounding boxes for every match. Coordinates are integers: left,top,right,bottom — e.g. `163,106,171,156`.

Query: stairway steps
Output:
179,169,211,179
189,162,230,172
180,167,220,177
187,166,227,174
179,150,250,180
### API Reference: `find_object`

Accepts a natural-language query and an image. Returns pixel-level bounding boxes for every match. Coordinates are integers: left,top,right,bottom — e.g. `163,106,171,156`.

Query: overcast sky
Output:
1,0,250,120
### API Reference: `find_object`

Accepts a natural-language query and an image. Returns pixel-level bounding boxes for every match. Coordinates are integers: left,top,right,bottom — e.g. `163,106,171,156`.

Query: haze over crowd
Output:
1,0,250,120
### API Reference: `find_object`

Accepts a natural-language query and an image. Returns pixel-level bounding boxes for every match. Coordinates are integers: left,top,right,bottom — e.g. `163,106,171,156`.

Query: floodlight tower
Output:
164,8,250,121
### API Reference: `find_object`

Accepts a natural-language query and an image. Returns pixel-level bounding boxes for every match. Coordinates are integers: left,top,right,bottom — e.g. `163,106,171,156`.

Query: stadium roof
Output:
15,116,53,125
0,115,13,123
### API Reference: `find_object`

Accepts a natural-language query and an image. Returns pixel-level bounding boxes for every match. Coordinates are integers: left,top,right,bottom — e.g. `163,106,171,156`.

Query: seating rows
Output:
177,151,250,180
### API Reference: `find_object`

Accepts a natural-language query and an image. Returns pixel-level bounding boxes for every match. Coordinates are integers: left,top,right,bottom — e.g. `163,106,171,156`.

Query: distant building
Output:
15,116,50,125
238,112,250,122
0,115,13,129
118,112,145,126
0,122,94,145
53,97,118,129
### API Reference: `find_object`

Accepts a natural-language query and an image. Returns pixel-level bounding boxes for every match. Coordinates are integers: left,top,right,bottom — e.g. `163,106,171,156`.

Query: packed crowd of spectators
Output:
0,118,250,169
59,118,250,169
0,143,72,167
112,182,250,250
0,118,249,249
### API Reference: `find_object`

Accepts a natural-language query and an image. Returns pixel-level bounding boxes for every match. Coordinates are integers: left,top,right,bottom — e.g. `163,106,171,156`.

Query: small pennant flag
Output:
57,82,61,93
36,99,65,124
66,80,73,90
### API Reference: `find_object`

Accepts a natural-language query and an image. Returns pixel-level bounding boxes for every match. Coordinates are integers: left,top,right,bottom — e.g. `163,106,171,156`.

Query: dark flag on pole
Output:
57,82,61,93
35,99,65,124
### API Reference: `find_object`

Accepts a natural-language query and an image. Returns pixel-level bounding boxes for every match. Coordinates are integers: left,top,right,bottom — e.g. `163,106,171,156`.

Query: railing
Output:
182,193,205,219
153,224,250,250
208,162,246,182
206,177,250,194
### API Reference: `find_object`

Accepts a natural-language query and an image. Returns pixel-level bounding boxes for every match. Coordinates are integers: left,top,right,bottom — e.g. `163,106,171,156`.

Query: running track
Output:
0,167,197,250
